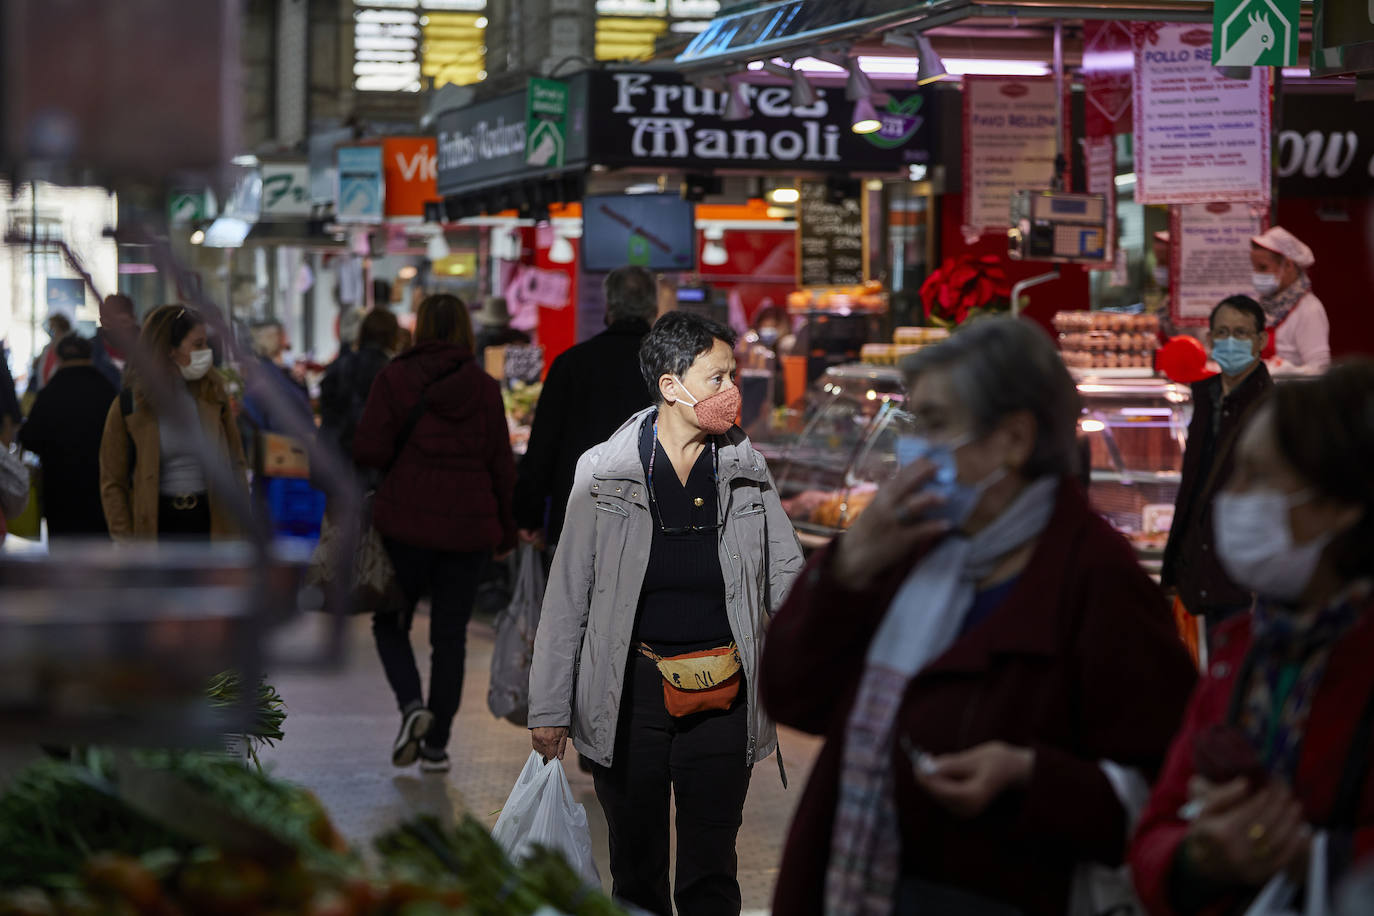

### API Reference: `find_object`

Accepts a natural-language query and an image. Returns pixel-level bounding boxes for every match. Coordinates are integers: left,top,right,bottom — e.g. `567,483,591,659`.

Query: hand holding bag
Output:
492,750,600,886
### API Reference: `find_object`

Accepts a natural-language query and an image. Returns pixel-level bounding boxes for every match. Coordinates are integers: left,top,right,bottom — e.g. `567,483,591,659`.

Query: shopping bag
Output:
492,751,599,887
487,543,546,726
1242,831,1329,916
305,504,405,615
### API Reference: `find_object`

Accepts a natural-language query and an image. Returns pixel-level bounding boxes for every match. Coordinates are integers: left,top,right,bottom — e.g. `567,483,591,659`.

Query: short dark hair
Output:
1269,360,1374,580
1210,295,1266,335
414,293,474,350
56,334,92,362
47,313,72,334
639,311,738,404
604,266,657,325
358,309,400,350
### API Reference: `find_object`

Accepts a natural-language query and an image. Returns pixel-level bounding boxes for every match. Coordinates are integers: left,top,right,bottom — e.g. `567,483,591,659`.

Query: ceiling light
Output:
702,237,729,266
427,232,451,261
549,233,575,264
761,61,816,108
908,163,928,181
398,265,418,280
1114,173,1137,188
189,229,205,245
475,15,488,28
768,187,800,204
915,35,948,85
625,182,662,194
723,78,752,121
851,96,882,134
843,59,873,102
231,153,259,167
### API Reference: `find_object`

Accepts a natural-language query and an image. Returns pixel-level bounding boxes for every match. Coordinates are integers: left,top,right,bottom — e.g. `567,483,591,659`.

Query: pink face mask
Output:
675,377,741,435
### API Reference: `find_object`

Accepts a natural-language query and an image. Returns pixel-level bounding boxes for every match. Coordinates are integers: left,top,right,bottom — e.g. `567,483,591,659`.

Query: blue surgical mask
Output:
758,327,781,346
896,434,1005,529
1252,272,1281,296
1212,336,1257,376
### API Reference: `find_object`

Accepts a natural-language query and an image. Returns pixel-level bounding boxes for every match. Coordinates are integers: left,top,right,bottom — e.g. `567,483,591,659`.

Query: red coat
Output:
1130,609,1374,916
761,480,1197,916
354,342,516,554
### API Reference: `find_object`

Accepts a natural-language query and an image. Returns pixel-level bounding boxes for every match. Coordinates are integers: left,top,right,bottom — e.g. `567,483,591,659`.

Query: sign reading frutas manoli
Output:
589,71,934,172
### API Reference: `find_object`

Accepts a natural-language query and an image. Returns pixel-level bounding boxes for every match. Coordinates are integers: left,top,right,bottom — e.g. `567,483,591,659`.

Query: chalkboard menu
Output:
797,181,864,287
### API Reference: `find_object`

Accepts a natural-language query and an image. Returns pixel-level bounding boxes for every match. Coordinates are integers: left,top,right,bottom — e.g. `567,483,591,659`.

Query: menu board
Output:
797,181,863,287
1170,202,1266,324
1133,24,1271,204
963,77,1063,239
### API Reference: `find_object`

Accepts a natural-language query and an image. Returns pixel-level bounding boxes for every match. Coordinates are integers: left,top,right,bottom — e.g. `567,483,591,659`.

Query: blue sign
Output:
336,146,384,223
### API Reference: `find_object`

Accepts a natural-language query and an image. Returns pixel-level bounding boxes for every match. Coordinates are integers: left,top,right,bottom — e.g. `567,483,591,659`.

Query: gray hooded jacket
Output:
527,407,805,770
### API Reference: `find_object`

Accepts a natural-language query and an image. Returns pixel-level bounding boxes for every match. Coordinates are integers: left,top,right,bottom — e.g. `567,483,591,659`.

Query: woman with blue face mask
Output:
1249,226,1329,377
1132,361,1374,915
761,316,1198,916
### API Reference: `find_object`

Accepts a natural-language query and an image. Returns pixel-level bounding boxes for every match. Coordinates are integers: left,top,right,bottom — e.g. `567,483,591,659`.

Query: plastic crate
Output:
261,476,326,540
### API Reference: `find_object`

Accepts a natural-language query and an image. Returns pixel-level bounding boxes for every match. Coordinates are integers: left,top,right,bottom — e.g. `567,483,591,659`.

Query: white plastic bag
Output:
1243,831,1329,916
493,751,600,886
488,544,546,725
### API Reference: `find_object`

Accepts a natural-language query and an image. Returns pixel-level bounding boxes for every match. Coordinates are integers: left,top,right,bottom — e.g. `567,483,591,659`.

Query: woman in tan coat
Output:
99,305,249,540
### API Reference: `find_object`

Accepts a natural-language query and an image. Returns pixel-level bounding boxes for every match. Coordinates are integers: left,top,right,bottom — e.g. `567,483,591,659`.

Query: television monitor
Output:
581,194,697,272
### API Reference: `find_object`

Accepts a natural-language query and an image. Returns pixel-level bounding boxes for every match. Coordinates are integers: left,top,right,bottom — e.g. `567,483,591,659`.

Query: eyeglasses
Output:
647,422,720,537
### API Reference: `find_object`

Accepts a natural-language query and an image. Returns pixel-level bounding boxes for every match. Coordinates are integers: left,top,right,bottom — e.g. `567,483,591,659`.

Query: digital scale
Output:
1008,191,1109,263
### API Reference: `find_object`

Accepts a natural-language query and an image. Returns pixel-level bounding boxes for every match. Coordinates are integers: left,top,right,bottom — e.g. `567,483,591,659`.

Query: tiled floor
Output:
260,613,824,912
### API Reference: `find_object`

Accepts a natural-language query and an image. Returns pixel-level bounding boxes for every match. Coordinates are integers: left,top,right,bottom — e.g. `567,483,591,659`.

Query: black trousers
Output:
593,653,752,916
374,539,484,749
157,494,211,539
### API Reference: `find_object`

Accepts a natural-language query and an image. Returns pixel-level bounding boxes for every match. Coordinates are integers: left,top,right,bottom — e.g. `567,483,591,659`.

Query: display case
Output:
751,363,1193,562
1076,375,1192,575
748,364,910,549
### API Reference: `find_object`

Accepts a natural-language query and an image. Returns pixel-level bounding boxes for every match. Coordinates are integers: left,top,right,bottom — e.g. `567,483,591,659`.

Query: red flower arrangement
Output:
919,254,1012,328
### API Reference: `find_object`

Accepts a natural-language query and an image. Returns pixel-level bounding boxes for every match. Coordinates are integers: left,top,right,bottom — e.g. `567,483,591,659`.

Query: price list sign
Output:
1170,202,1266,324
796,181,863,288
1133,23,1271,204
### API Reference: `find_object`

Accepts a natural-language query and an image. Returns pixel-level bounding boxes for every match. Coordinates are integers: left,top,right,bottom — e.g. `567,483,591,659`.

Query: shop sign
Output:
1277,91,1374,197
797,180,863,287
1133,23,1270,205
382,137,440,218
962,77,1065,240
1170,202,1267,325
591,70,934,172
168,189,209,227
1213,0,1298,66
260,162,312,220
1083,21,1134,137
526,78,569,169
46,278,85,314
506,265,572,313
337,146,385,223
436,92,529,197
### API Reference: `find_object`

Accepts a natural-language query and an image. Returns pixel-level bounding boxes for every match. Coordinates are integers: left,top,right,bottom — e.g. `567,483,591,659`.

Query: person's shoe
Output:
419,747,450,774
392,702,434,767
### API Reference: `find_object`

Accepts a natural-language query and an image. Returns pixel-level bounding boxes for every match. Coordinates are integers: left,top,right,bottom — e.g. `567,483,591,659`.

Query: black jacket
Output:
1161,363,1273,615
18,363,118,536
318,344,391,476
513,319,652,542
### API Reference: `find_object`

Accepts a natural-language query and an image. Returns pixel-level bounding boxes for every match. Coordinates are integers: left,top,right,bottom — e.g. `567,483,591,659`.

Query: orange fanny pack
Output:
638,642,742,717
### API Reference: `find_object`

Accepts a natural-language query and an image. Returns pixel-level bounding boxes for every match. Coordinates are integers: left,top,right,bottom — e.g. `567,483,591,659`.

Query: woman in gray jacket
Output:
529,311,804,916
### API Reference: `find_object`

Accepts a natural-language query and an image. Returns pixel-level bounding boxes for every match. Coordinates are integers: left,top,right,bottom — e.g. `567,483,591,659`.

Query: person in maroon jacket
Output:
760,317,1197,916
1131,361,1374,916
355,294,516,774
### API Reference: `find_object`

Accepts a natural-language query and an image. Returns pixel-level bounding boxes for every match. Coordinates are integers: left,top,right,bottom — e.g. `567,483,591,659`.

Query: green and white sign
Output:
525,77,568,169
260,162,312,220
1213,0,1299,66
168,189,208,226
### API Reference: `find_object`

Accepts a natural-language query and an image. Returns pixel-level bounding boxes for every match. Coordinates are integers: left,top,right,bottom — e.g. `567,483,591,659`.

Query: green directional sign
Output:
526,77,568,169
168,189,207,227
1213,0,1299,66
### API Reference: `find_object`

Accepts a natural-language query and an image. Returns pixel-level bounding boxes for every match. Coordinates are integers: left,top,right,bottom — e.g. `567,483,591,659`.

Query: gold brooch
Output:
693,497,704,508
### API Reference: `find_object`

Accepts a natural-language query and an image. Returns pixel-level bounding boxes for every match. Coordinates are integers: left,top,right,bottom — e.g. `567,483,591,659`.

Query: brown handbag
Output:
638,643,742,717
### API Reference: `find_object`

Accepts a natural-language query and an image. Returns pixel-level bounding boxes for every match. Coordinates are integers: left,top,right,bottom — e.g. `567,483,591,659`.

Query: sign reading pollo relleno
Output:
962,77,1064,239
1133,23,1270,204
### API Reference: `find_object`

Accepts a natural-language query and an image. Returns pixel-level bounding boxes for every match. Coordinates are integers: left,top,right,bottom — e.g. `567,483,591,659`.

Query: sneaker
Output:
392,703,434,767
419,748,450,774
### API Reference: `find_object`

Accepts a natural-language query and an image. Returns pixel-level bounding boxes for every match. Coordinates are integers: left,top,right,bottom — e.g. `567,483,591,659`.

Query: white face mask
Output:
1252,272,1281,296
180,348,214,381
1214,488,1331,603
